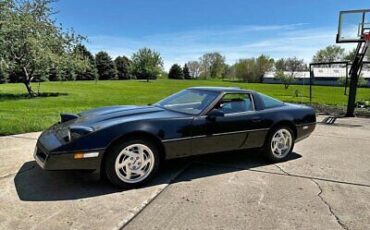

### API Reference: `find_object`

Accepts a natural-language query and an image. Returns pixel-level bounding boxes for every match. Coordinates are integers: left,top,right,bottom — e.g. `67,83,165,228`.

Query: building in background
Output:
263,68,370,87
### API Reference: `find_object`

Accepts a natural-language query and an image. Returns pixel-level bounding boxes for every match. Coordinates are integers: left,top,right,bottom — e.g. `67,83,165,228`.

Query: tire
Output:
104,139,161,189
262,126,295,162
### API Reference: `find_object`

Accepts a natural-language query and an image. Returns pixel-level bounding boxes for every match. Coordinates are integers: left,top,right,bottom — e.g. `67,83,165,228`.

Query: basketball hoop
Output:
336,9,370,117
337,9,370,43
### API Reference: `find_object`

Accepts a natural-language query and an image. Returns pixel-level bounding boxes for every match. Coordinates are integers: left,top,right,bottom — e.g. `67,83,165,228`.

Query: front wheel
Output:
263,127,294,162
104,139,160,188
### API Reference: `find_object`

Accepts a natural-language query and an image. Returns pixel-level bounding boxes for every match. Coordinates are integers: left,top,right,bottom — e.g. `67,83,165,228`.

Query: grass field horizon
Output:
1,79,370,135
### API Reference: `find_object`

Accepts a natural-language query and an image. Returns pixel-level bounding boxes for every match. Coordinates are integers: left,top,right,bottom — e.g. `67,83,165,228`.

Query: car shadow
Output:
14,150,301,201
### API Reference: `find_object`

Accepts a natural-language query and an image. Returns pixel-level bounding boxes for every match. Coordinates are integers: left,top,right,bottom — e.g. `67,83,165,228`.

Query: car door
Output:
191,93,264,155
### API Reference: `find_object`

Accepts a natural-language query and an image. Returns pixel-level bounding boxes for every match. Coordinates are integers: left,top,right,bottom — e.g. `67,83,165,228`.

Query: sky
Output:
53,0,370,70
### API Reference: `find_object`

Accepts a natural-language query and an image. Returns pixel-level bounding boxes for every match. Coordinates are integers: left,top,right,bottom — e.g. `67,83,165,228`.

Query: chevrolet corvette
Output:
34,87,316,188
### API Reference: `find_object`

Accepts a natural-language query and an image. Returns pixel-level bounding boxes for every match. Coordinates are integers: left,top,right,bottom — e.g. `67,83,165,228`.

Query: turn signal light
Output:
74,152,85,159
74,152,99,159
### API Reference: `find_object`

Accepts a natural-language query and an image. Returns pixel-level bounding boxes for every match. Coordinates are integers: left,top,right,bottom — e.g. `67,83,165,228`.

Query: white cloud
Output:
85,23,357,71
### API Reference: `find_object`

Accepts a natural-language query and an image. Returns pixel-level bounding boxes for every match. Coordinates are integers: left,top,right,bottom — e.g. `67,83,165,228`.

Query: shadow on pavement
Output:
14,161,121,201
14,150,301,202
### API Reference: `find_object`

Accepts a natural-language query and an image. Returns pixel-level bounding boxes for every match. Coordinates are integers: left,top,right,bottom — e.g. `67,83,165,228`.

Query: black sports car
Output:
34,87,316,188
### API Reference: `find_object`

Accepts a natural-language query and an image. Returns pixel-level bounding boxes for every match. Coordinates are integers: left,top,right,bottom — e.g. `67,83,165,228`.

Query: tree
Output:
95,51,117,80
0,68,8,84
48,68,59,81
312,45,345,63
344,48,356,63
256,55,274,82
275,58,287,71
0,0,88,96
234,58,259,82
115,56,131,80
285,57,307,72
275,57,306,71
168,64,184,79
274,70,295,89
130,48,163,82
74,44,98,81
183,64,191,79
187,61,202,78
199,52,226,79
223,64,236,80
0,59,8,83
273,57,305,89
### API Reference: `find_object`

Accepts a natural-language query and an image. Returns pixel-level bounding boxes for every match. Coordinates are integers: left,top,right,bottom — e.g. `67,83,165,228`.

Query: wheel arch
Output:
270,120,297,139
101,131,166,172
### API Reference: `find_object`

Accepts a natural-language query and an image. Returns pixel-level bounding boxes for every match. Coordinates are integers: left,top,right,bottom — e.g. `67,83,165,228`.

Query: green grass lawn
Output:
1,79,370,135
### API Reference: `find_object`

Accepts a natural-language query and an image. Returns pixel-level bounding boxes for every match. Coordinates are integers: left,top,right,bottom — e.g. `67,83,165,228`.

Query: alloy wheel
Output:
114,144,155,183
270,128,293,159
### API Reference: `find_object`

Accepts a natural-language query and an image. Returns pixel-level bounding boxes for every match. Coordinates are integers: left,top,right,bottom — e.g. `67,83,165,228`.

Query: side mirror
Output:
207,109,224,121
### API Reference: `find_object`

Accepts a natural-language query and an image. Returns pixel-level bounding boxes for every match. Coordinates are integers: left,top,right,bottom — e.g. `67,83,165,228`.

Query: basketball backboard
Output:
337,9,370,43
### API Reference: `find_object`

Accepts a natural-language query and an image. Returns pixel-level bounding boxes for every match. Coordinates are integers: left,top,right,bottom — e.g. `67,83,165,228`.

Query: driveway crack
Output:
311,179,349,230
274,164,348,230
274,164,289,175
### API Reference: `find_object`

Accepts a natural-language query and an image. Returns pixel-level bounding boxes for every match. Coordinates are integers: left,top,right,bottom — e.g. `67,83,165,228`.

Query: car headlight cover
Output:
68,126,94,142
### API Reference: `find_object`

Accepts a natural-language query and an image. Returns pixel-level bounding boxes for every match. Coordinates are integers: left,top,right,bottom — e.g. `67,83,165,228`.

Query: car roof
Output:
188,86,254,93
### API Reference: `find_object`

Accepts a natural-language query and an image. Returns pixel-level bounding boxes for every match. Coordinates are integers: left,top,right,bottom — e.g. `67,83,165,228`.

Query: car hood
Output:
67,105,185,130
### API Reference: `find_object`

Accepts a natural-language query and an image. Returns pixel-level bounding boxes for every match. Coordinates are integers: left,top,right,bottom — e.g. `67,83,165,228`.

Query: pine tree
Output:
95,51,117,80
183,64,191,79
115,56,131,79
74,45,98,80
168,64,184,79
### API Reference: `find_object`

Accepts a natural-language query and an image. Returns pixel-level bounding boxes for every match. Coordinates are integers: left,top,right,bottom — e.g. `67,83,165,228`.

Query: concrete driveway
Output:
1,117,370,229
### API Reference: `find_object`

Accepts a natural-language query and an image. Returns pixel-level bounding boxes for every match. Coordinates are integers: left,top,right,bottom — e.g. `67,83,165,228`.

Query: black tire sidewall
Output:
104,139,160,189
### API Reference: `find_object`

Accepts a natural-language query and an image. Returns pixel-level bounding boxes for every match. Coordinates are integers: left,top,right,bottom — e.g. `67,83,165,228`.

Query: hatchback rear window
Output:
258,93,284,109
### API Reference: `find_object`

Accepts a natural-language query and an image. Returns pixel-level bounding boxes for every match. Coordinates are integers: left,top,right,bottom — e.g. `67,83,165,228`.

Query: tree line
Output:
169,53,299,82
1,0,369,96
68,47,163,82
168,45,368,82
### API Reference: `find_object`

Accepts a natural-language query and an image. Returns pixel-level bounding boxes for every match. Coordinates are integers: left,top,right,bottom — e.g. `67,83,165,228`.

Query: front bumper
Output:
34,142,103,171
295,122,316,143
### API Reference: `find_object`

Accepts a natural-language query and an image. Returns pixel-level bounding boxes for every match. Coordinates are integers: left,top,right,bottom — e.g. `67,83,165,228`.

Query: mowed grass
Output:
1,79,370,135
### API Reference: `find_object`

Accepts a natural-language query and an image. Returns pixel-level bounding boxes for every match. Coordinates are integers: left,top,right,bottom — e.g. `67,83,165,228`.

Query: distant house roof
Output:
264,68,370,79
264,71,310,79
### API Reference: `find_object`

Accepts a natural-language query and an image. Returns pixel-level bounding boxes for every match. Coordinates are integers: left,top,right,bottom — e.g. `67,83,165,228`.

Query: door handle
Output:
251,117,262,123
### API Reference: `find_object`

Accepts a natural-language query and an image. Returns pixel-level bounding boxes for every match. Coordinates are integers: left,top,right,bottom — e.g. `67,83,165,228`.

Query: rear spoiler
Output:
60,113,79,123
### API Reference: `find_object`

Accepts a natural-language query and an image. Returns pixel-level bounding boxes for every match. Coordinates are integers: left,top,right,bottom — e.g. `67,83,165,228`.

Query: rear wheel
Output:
263,127,294,162
104,139,160,188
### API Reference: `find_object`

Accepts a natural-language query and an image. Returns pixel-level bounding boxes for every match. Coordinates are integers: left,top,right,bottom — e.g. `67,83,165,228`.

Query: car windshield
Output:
154,89,219,115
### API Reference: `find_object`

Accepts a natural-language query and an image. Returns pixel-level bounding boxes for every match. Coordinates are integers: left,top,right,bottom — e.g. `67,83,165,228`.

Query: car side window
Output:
259,93,284,109
217,93,254,114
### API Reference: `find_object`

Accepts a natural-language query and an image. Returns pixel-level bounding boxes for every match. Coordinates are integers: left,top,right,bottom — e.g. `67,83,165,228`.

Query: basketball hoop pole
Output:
345,34,370,117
